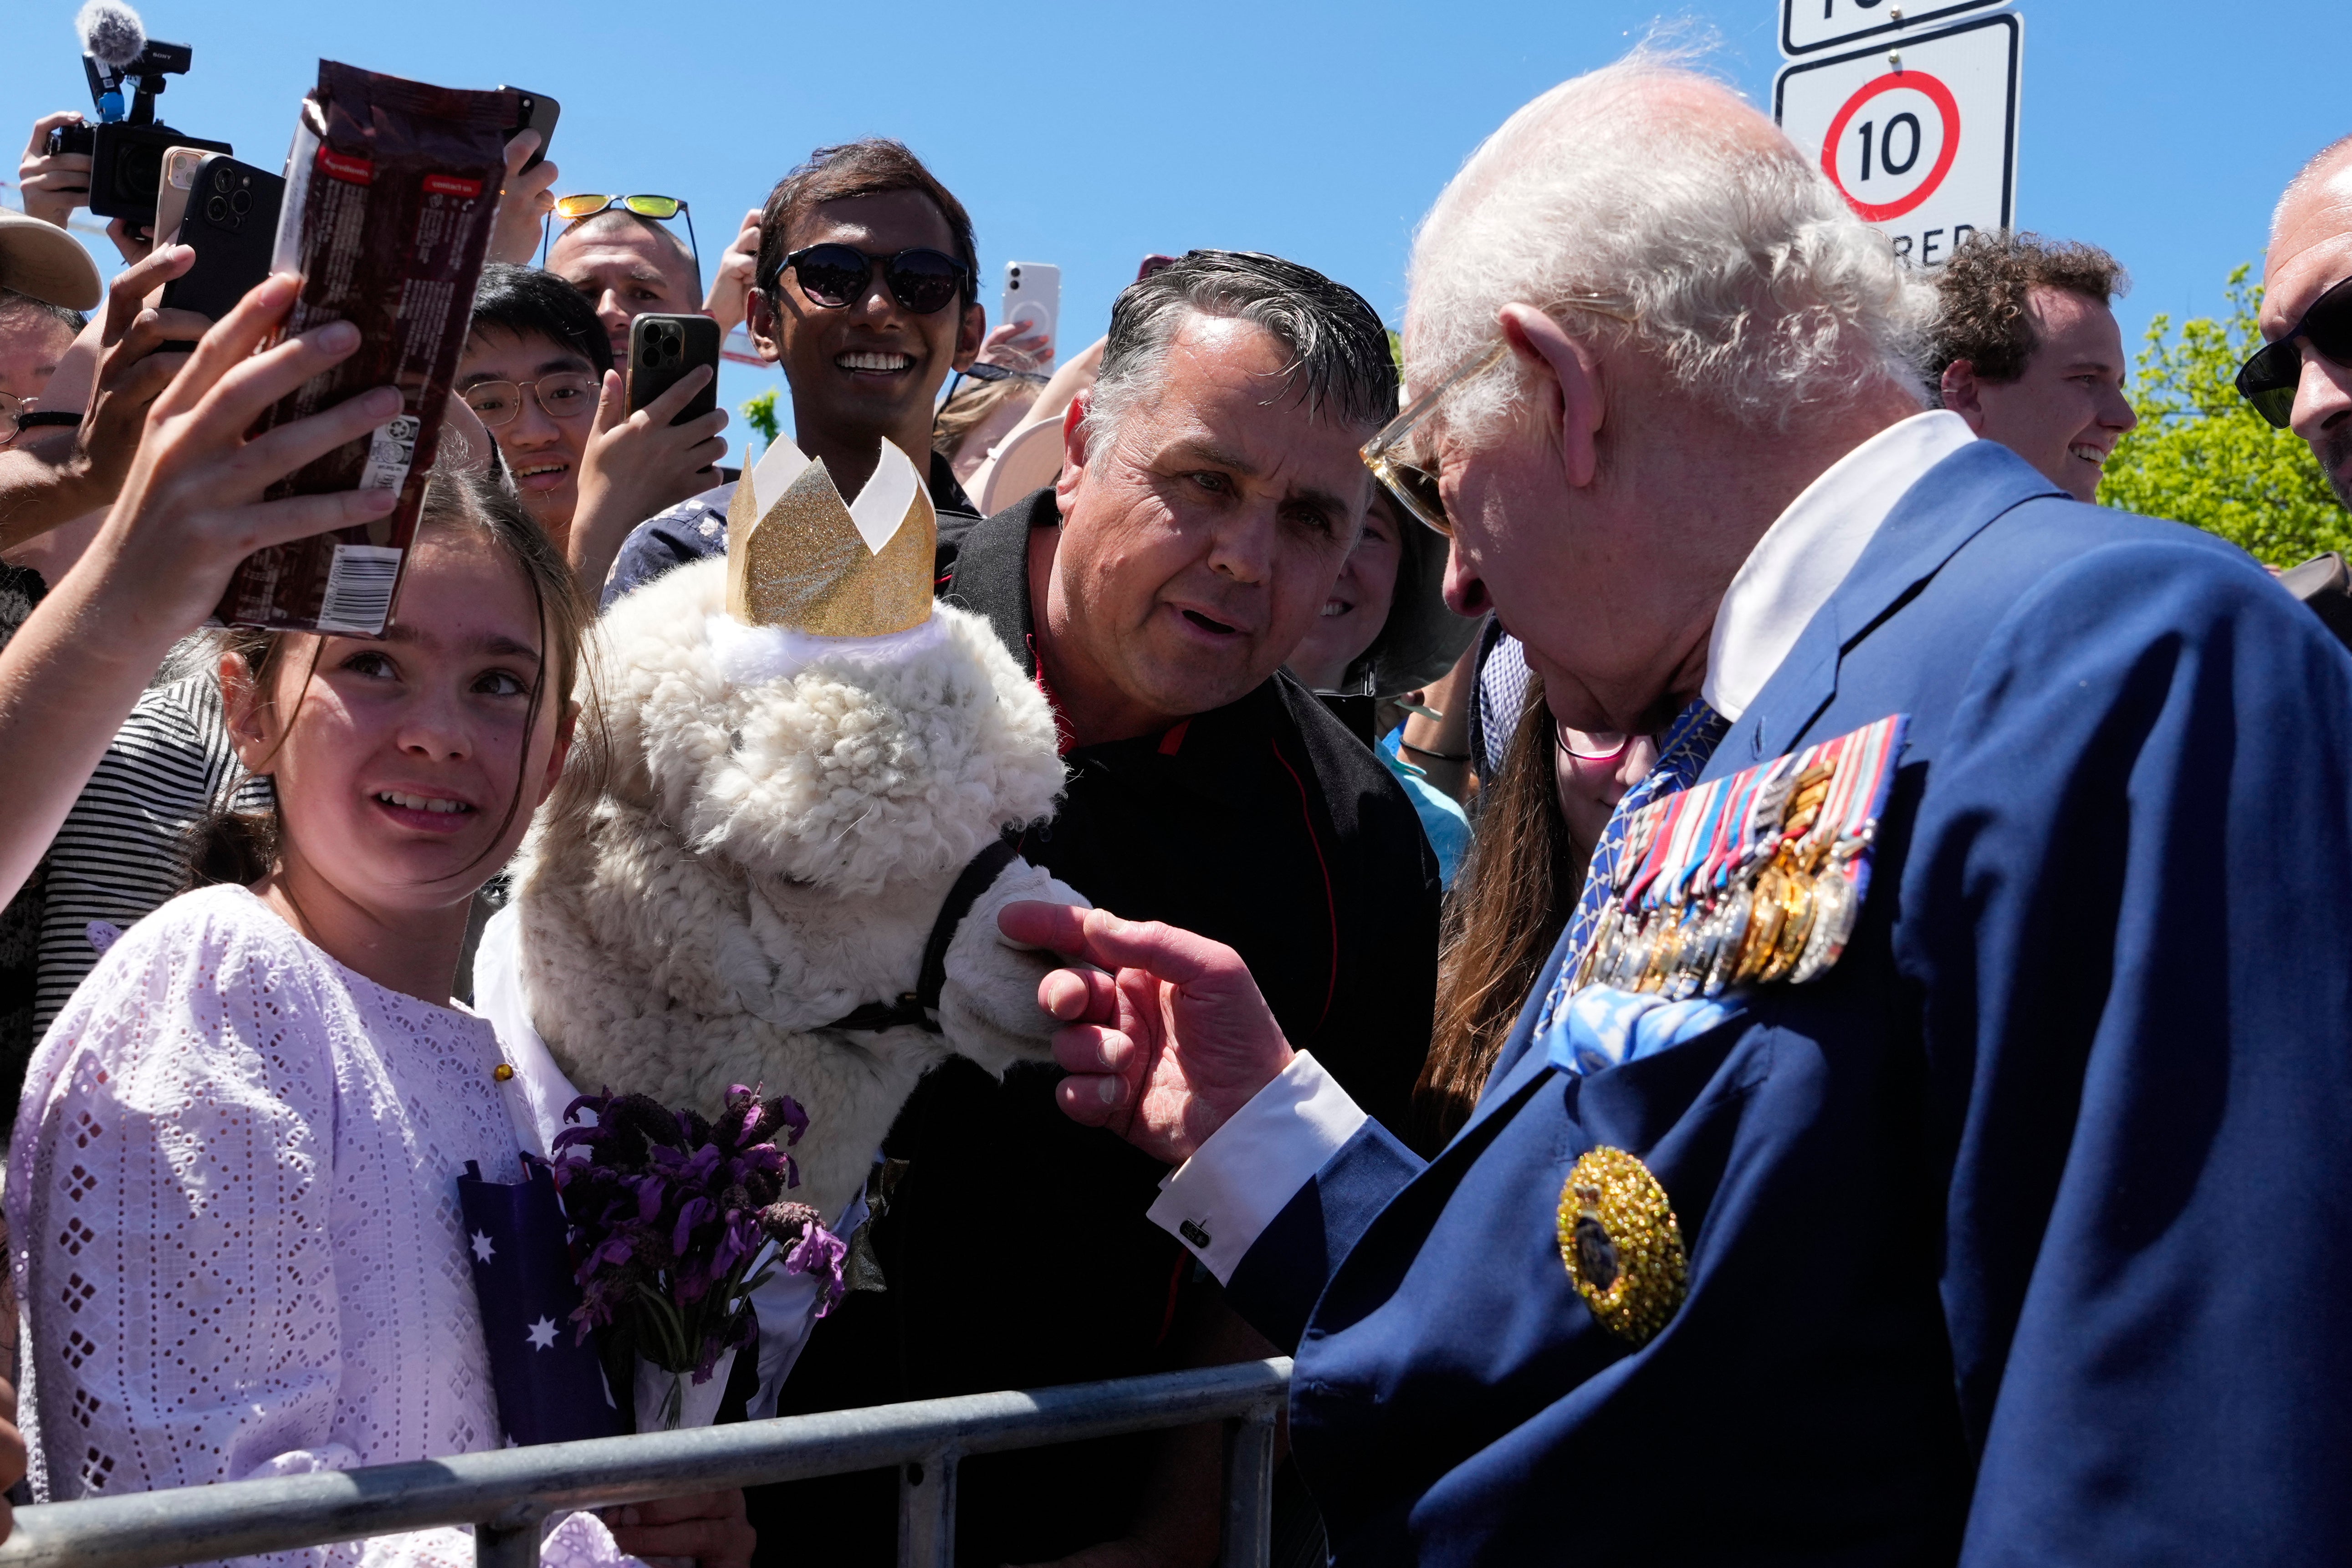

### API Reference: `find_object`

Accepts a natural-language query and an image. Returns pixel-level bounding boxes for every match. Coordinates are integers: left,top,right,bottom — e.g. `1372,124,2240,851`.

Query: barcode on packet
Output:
316,544,403,634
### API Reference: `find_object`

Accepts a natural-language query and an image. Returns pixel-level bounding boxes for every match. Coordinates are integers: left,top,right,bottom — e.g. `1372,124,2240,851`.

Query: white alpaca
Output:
506,551,1083,1232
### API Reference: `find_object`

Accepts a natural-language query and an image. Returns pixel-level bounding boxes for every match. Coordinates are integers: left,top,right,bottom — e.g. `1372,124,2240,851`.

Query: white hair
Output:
1406,46,1931,439
2272,133,2352,246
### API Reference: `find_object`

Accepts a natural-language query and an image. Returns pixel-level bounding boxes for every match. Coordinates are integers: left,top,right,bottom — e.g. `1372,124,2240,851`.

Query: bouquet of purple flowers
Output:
550,1083,846,1427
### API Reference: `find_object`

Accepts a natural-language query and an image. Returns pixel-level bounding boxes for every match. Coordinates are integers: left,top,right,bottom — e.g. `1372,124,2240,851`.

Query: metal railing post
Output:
0,1359,1290,1568
473,1520,540,1568
1218,1405,1277,1568
896,1448,957,1568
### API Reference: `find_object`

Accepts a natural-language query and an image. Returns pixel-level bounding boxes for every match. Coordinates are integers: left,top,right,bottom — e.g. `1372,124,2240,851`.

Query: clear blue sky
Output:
5,0,2342,436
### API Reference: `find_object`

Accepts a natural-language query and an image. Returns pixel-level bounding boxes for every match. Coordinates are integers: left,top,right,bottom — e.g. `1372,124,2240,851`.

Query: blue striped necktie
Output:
1536,699,1731,1035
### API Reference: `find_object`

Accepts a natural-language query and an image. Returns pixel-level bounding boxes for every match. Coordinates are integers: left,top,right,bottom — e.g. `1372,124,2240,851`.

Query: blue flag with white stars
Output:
457,1156,624,1447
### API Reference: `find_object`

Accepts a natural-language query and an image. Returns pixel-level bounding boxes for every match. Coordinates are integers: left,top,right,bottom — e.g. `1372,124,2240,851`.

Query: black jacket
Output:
753,488,1442,1565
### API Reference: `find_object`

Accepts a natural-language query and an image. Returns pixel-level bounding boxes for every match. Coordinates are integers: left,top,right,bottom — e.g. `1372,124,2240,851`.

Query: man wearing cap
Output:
0,204,101,475
1008,52,2352,1565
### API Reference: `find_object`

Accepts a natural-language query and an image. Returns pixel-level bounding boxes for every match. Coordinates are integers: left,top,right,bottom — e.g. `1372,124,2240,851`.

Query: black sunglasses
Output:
772,244,970,316
2236,273,2352,429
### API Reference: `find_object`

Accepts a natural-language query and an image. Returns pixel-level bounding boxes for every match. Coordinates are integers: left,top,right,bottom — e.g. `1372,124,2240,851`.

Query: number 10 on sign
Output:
1774,12,2021,267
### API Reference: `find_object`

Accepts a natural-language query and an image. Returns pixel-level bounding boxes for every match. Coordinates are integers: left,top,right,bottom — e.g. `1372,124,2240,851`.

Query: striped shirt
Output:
31,675,272,1034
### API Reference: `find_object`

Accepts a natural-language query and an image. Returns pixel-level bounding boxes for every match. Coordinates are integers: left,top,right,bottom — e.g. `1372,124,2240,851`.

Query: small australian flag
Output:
457,1155,624,1446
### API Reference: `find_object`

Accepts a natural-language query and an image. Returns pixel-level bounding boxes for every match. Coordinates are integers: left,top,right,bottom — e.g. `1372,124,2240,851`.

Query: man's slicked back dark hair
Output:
757,140,978,306
470,263,614,376
1084,250,1399,461
1925,230,2128,387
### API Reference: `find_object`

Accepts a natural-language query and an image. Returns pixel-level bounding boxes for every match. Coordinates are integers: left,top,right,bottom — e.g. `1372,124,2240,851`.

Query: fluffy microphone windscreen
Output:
75,0,147,68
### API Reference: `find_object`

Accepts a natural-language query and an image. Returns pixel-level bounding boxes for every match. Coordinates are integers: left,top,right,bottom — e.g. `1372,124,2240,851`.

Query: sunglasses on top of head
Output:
771,245,970,316
545,193,700,271
2235,273,2352,429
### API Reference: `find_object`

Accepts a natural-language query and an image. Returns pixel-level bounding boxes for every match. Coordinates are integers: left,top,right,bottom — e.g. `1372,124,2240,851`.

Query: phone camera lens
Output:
205,195,229,223
212,166,234,193
230,191,252,216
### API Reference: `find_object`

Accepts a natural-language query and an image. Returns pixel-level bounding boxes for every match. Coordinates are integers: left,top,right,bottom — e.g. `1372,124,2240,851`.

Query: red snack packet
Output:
215,61,513,634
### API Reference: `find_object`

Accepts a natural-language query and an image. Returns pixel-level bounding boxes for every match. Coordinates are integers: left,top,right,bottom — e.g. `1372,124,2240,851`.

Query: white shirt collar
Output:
1701,410,1977,722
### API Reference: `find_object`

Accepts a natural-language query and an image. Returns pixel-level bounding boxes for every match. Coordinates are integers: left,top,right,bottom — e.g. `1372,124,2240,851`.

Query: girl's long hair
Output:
185,470,593,890
1410,675,1587,1153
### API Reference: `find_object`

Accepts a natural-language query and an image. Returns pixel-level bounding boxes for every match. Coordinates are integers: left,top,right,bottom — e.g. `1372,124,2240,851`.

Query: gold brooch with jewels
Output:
1556,1146,1687,1345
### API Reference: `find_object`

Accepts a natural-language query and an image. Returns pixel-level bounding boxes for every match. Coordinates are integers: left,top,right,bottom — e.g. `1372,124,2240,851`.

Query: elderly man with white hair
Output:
1001,48,2352,1566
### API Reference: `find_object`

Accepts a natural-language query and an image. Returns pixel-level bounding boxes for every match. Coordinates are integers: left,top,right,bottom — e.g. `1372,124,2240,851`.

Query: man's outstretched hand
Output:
998,902,1293,1165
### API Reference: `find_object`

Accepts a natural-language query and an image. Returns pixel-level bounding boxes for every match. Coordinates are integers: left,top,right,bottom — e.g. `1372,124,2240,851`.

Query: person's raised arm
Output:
0,271,398,906
702,208,762,340
1000,902,1297,1161
565,365,727,599
0,243,213,552
1002,901,1424,1349
15,112,91,230
484,131,559,267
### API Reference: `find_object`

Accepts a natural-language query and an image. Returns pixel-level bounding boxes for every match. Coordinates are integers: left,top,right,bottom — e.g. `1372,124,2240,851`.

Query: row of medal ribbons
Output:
1573,712,1910,1001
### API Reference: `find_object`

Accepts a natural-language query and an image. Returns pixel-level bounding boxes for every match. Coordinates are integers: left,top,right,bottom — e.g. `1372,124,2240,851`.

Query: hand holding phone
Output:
500,87,561,172
628,314,722,427
159,154,286,324
1000,261,1060,369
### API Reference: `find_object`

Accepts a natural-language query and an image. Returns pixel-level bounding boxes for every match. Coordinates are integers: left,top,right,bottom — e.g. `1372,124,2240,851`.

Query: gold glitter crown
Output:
725,436,936,637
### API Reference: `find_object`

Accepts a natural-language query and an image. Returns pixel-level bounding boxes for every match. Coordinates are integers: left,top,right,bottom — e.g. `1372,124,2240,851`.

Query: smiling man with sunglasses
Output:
2251,134,2352,505
601,140,987,606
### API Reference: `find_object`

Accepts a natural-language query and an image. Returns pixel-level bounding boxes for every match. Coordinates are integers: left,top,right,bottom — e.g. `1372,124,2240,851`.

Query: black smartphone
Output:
159,153,286,323
500,86,560,173
628,314,721,427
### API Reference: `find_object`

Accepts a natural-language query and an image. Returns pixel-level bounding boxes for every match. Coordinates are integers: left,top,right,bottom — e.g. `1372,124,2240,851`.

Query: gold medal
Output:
1735,863,1787,984
1640,910,1685,993
1759,864,1816,984
1793,856,1865,983
1557,1147,1688,1345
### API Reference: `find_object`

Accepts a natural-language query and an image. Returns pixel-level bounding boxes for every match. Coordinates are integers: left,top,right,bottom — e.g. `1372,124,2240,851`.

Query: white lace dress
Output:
6,884,633,1568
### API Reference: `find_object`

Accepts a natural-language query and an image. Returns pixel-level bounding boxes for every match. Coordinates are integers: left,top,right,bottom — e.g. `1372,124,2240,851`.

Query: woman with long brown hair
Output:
1411,674,1655,1152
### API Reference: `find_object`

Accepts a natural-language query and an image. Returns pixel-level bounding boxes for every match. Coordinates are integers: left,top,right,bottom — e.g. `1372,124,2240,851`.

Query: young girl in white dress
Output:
6,352,749,1566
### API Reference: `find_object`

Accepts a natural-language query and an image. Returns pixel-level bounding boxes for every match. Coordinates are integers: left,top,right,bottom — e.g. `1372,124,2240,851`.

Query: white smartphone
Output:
152,145,210,249
1000,260,1060,367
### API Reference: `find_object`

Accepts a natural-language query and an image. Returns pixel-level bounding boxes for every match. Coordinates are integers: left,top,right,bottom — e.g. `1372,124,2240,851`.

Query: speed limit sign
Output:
1775,11,2021,266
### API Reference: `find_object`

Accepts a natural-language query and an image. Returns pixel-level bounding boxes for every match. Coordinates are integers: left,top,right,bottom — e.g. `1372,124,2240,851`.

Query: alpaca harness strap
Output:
824,837,1022,1033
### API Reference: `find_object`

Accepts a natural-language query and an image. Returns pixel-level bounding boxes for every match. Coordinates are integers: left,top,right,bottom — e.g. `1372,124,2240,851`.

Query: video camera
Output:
44,4,230,228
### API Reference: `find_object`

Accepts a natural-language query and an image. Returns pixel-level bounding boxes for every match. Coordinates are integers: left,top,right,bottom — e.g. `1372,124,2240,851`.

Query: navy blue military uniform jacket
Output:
1226,442,2352,1565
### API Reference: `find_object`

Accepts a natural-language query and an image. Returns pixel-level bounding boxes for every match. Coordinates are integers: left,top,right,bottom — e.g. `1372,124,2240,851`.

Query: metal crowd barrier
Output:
0,1358,1293,1568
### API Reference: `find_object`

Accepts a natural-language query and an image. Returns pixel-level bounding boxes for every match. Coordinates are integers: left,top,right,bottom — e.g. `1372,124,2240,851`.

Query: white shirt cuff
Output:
1145,1051,1367,1283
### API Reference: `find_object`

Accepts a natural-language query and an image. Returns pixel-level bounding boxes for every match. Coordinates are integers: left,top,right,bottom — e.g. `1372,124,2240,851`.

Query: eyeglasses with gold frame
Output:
1360,297,1635,537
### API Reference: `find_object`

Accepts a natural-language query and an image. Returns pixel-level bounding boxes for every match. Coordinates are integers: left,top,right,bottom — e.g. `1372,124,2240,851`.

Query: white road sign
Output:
1782,0,2005,55
1775,12,2022,267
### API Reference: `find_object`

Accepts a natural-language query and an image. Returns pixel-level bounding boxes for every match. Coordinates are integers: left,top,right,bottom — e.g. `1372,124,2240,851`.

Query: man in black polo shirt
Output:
763,252,1439,1566
603,138,987,602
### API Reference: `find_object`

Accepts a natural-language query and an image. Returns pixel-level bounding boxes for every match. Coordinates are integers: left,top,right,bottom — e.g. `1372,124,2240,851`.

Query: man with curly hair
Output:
1925,230,2138,502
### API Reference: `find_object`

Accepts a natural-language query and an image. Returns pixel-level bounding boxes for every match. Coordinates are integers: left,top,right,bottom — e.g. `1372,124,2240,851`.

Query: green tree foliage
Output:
739,388,780,455
2099,265,2350,565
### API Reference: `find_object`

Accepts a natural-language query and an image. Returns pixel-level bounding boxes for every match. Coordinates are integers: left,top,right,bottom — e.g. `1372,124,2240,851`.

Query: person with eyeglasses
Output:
995,51,2352,1566
2252,135,2352,507
602,141,987,609
459,264,726,594
545,193,705,373
1925,231,2139,504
